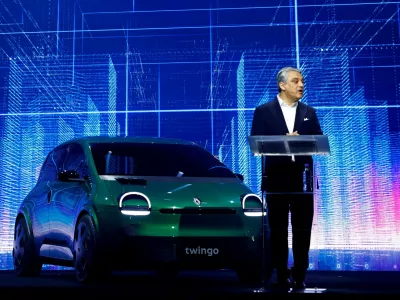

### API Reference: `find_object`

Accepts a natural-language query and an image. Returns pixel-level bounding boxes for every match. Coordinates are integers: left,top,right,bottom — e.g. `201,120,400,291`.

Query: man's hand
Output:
286,131,300,136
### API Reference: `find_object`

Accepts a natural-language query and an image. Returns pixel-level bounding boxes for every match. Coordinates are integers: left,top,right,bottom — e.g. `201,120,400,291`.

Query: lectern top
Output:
247,135,330,156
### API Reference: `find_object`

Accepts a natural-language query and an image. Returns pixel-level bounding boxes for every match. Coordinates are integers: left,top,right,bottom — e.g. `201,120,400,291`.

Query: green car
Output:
13,136,272,283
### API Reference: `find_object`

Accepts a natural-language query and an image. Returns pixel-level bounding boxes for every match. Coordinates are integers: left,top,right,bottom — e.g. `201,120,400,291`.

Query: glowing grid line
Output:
0,105,399,117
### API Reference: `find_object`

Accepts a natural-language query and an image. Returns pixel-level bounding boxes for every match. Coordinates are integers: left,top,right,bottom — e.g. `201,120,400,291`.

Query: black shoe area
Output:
0,270,400,298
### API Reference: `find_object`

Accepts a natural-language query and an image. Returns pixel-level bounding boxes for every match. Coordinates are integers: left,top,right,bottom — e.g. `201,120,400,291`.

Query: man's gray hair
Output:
276,66,302,92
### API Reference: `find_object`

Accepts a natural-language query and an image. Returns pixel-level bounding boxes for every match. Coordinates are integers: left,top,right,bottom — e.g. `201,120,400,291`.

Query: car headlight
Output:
241,193,266,217
119,192,151,216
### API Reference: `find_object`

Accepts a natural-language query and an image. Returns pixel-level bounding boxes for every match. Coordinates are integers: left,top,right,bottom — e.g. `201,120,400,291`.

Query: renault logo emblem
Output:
193,197,201,206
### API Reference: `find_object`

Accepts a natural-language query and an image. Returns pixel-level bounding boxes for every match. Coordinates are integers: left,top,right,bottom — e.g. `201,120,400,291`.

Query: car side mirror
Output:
235,173,244,182
58,170,85,182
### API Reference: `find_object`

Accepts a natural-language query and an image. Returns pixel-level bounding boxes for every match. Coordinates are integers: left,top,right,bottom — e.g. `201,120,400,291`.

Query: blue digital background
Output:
0,0,400,271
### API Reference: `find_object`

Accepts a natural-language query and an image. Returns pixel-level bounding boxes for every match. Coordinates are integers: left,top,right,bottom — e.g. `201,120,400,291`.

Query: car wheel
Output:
73,214,109,283
13,218,42,277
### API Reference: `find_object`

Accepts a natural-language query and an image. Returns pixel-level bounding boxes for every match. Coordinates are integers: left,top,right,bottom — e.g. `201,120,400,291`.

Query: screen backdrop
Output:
1,0,400,271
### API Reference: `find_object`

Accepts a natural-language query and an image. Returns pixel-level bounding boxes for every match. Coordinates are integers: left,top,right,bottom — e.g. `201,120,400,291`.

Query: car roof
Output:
57,136,197,148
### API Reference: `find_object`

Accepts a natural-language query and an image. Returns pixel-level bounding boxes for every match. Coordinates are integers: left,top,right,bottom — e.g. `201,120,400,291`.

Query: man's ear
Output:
279,82,286,91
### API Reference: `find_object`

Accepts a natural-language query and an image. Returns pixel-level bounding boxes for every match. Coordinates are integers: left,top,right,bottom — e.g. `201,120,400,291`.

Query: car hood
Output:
100,175,253,209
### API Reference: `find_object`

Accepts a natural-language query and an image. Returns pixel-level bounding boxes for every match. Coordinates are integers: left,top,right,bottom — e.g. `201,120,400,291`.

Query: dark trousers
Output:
266,194,314,278
264,164,314,280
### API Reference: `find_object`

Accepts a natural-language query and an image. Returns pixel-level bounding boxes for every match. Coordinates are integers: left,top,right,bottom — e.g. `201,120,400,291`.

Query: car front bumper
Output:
94,207,266,270
99,235,264,270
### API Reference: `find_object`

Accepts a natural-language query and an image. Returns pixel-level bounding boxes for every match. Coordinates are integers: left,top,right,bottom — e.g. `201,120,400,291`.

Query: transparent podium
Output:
247,135,330,294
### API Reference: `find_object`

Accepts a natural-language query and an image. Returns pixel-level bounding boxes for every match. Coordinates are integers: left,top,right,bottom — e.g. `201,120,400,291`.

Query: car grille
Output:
159,208,237,215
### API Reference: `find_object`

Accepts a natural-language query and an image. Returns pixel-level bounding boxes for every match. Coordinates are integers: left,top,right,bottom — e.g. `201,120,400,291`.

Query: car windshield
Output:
89,142,236,178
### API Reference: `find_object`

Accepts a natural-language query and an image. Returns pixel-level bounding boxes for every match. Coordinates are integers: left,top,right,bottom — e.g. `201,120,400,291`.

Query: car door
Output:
48,143,90,256
30,149,62,257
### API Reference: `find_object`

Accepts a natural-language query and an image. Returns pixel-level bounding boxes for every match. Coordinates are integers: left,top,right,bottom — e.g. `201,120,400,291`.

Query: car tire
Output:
73,214,110,283
13,218,42,277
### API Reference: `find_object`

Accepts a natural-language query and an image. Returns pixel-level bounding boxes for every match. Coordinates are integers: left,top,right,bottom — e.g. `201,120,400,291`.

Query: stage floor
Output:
0,269,399,298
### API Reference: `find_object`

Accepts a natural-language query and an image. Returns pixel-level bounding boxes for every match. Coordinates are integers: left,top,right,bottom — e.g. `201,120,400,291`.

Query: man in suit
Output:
250,67,323,289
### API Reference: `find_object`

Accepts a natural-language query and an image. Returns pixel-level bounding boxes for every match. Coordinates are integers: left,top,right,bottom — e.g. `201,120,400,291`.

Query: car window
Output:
39,146,67,181
90,142,236,178
38,153,56,181
62,143,89,178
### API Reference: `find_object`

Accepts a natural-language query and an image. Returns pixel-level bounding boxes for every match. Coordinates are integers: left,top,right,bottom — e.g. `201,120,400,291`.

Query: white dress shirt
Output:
277,95,298,161
277,94,298,133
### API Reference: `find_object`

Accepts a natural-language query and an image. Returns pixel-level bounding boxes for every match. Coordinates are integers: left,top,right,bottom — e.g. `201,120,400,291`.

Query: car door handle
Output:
47,190,52,204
